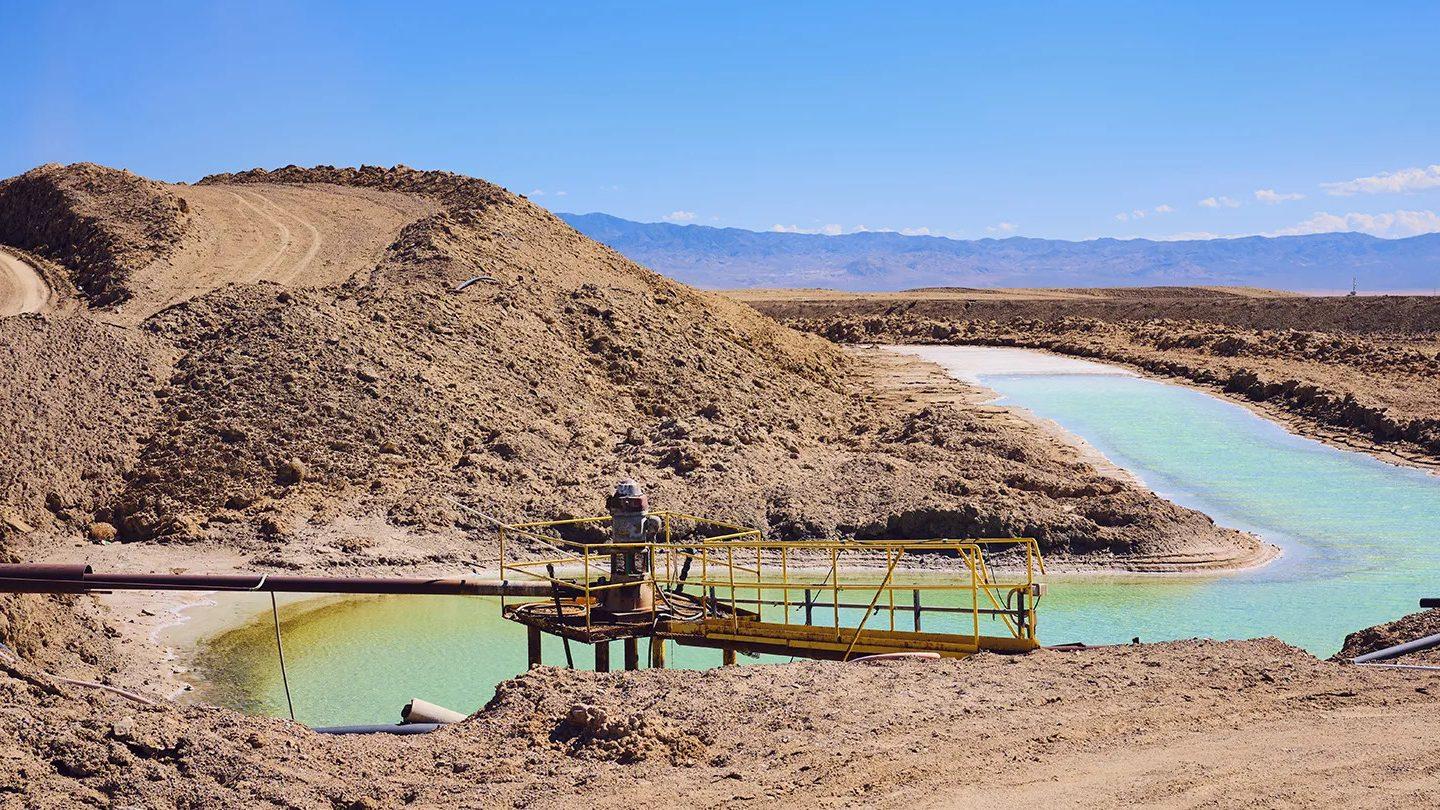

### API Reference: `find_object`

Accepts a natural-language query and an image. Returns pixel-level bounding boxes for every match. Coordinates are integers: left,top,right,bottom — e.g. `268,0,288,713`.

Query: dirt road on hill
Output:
117,183,440,322
0,248,47,316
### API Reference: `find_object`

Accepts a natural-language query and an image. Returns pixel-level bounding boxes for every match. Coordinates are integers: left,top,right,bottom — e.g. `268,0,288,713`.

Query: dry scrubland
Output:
0,164,1434,806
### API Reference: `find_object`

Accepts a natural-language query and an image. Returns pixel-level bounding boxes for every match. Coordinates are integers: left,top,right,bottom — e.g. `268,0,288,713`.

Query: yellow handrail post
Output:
728,545,737,633
887,548,896,632
970,549,980,649
781,545,789,626
755,543,762,623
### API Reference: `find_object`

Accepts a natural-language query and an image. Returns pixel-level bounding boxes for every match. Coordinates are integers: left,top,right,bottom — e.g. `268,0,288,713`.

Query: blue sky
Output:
2,1,1437,241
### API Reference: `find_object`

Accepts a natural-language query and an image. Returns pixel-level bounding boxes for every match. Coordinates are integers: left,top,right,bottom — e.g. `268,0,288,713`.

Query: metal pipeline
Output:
1350,630,1440,664
311,723,443,735
0,563,554,598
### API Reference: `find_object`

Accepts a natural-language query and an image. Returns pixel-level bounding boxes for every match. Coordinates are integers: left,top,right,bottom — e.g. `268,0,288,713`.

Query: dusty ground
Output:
746,287,1440,469
3,631,1439,808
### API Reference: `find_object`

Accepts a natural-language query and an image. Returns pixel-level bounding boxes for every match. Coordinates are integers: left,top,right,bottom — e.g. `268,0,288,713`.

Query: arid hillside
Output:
0,163,1262,571
746,287,1440,468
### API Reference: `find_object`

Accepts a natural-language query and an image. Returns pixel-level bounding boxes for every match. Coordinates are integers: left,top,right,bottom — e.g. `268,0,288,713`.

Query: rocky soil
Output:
3,631,1438,808
749,289,1440,467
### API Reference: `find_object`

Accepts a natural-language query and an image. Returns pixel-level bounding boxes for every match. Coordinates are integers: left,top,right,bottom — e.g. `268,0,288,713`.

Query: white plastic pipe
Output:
401,698,468,725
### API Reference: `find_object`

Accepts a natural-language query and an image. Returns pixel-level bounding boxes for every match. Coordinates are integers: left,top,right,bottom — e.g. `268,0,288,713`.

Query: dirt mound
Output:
0,163,190,306
0,314,169,532
52,164,1248,567
0,163,1265,569
1334,609,1440,663
5,637,1439,807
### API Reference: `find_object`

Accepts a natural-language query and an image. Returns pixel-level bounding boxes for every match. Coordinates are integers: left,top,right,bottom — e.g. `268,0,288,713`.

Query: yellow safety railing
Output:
496,512,1046,654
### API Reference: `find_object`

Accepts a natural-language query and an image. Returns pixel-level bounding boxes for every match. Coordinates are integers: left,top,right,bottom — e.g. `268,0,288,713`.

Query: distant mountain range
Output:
558,212,1440,293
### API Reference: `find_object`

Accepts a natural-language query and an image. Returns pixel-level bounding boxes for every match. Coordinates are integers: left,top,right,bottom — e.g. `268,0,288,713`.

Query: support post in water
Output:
649,638,666,669
545,563,574,669
912,589,922,632
722,647,737,666
623,638,639,671
527,626,542,669
594,642,610,673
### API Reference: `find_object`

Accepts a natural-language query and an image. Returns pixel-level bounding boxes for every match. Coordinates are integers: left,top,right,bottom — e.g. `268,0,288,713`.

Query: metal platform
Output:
496,509,1047,669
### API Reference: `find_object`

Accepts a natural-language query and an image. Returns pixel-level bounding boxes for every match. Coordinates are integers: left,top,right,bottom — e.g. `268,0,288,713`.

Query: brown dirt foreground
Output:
3,637,1439,808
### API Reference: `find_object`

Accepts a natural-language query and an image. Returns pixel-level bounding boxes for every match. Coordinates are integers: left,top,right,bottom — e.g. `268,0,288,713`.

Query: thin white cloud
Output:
899,227,932,236
1322,164,1440,196
770,223,846,235
662,210,696,223
554,190,568,197
1156,231,1224,241
1199,196,1241,209
1255,188,1305,204
1117,204,1171,222
528,189,545,197
1267,209,1440,238
986,222,1018,234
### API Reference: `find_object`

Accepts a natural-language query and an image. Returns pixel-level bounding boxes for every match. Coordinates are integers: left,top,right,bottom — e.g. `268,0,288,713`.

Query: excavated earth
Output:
6,164,1425,806
0,164,1263,568
744,287,1440,468
4,622,1440,807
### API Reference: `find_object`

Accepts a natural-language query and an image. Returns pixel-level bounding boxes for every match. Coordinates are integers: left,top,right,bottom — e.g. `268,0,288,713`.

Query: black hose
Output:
311,723,442,735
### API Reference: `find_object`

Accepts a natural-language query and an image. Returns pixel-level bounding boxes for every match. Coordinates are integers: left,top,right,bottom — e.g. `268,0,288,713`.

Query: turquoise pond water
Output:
189,348,1440,727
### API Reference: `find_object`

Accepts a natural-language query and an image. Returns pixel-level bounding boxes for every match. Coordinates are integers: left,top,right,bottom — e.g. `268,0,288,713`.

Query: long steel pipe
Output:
0,563,553,597
1351,630,1440,664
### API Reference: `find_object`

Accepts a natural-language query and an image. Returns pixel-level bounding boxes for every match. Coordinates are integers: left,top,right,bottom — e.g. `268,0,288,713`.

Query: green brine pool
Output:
186,346,1440,727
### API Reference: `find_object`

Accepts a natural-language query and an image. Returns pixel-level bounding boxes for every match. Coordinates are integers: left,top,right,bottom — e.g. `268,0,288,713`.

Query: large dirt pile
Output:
0,163,190,305
70,165,1250,566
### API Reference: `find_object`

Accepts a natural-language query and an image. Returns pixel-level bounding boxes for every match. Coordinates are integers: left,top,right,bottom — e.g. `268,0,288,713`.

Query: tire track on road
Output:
230,191,292,280
248,190,323,284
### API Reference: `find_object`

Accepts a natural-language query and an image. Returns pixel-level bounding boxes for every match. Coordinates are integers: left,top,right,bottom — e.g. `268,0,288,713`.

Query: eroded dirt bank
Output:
744,288,1440,469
